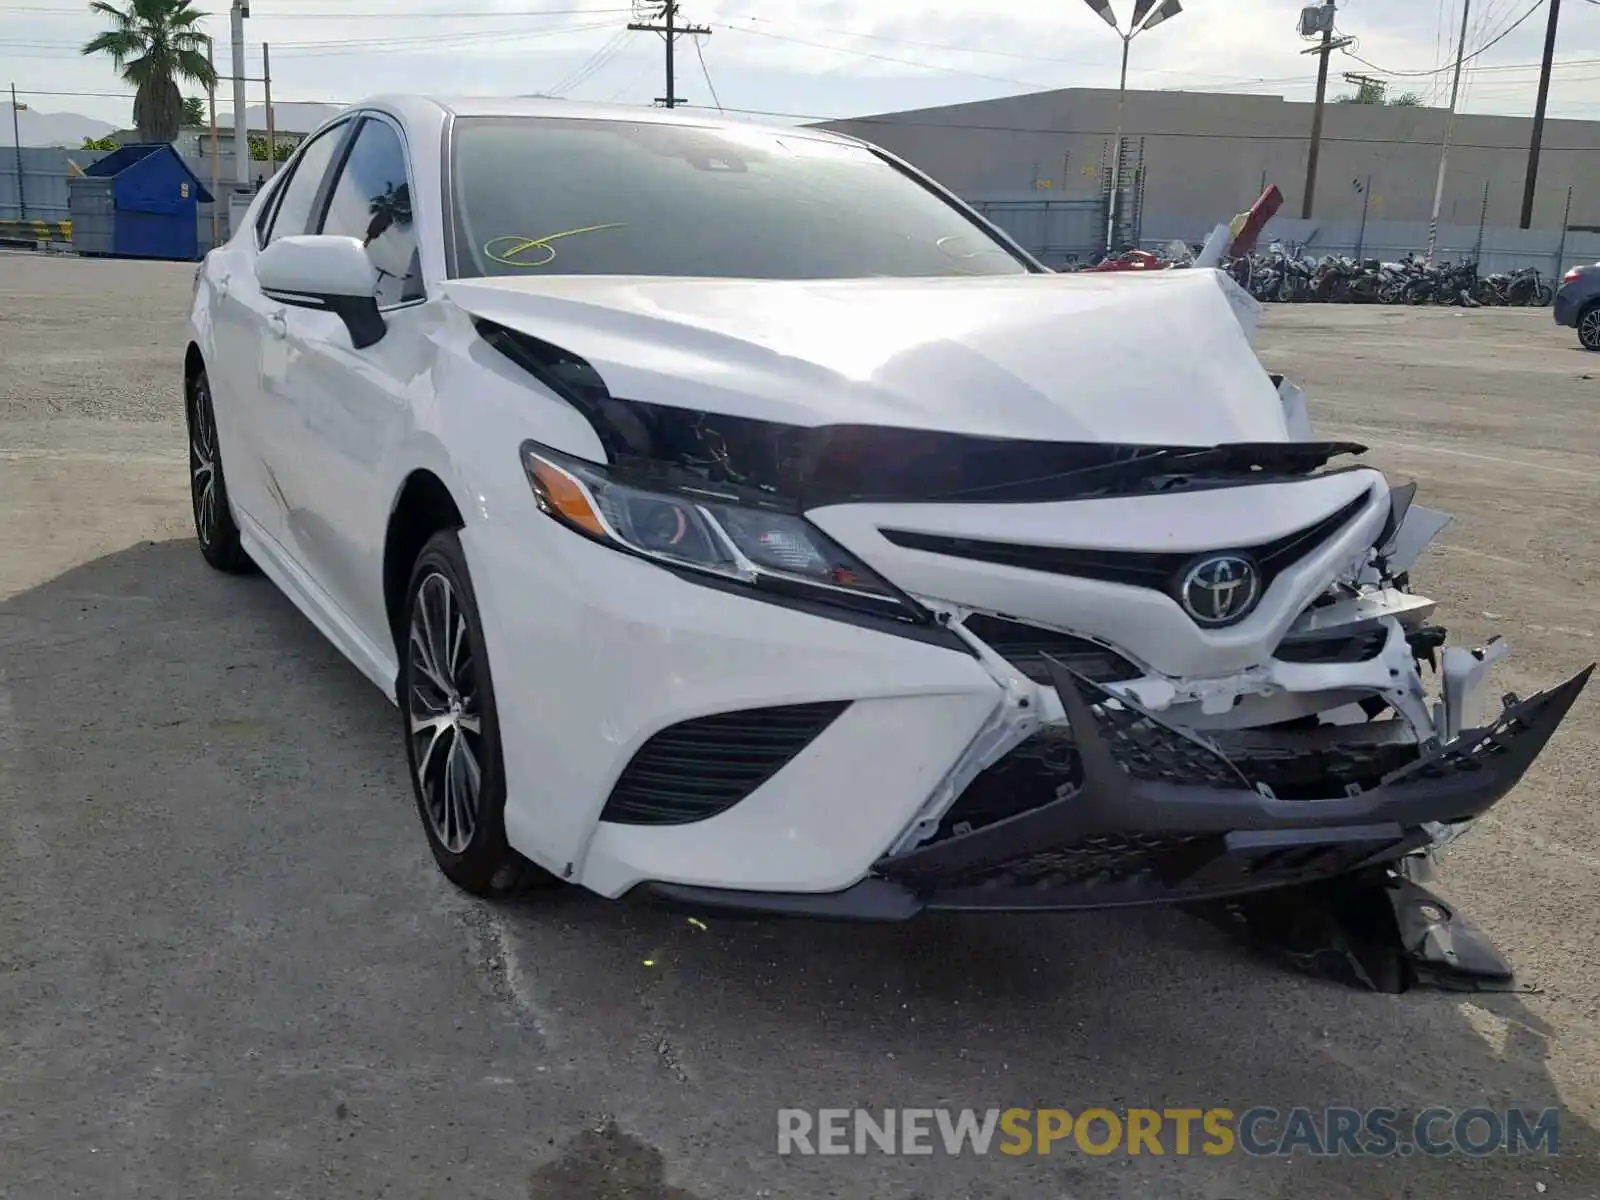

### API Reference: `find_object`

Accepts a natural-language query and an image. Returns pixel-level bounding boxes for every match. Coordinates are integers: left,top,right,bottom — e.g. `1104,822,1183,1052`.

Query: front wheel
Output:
1534,282,1555,307
400,529,559,898
185,367,255,574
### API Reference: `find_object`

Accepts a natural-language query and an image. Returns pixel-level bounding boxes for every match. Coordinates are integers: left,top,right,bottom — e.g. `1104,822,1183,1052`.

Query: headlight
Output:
521,442,923,623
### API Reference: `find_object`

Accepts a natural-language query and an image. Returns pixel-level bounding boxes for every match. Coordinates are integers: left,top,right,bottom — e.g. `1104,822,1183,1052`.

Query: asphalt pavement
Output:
1,250,1597,1198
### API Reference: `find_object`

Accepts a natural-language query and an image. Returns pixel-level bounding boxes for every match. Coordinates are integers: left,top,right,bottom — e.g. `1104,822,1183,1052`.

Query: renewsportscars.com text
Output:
776,1107,1560,1158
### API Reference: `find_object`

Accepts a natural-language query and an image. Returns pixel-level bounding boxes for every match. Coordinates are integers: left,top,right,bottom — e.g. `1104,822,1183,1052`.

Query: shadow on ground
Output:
2,538,1596,1200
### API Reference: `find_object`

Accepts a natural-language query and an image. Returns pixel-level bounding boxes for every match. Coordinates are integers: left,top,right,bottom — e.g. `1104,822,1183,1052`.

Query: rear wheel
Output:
400,529,559,897
1579,303,1600,351
185,366,254,574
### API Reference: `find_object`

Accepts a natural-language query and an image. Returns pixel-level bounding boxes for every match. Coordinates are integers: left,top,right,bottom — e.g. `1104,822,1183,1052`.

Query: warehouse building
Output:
815,86,1600,254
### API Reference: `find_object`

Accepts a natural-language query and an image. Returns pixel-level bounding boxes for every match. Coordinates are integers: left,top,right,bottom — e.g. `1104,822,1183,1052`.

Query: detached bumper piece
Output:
875,659,1591,913
639,662,1591,945
1188,866,1531,994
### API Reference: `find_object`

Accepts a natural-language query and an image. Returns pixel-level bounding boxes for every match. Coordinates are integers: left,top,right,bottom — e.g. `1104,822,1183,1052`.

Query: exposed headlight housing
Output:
520,442,925,624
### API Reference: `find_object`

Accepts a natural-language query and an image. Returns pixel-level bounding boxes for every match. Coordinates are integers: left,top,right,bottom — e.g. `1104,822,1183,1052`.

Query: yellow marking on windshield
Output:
484,224,628,267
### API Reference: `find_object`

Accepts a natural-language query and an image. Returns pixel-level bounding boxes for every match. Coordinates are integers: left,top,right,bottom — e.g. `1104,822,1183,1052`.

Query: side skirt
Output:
238,513,400,705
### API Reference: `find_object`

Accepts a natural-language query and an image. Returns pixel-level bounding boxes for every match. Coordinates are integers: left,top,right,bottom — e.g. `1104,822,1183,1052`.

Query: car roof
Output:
354,93,860,145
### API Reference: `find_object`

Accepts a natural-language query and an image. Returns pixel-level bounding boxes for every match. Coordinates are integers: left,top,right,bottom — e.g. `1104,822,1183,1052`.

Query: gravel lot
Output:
2,250,1597,1199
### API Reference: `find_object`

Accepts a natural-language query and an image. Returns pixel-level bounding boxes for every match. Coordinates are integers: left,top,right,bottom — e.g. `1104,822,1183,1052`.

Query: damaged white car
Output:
183,97,1590,976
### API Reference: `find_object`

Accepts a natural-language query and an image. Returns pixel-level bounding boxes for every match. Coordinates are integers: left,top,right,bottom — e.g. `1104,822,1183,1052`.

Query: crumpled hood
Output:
442,269,1289,445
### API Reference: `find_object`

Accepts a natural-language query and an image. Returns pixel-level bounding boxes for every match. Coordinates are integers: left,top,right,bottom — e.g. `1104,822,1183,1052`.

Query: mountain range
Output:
2,101,345,147
1,108,116,148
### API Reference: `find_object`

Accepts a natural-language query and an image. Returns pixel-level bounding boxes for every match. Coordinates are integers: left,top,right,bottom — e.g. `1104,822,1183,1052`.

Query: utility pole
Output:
263,41,275,180
1341,72,1389,101
1425,0,1472,263
1299,0,1354,219
207,40,219,246
627,1,709,108
230,0,250,185
10,84,26,220
1519,0,1561,229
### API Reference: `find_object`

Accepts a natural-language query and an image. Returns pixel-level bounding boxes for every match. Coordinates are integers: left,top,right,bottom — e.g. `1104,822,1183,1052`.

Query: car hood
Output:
442,269,1288,445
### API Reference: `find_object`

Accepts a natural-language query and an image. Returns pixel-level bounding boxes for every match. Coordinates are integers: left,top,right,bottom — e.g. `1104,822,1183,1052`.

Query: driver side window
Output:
318,116,424,306
259,122,348,246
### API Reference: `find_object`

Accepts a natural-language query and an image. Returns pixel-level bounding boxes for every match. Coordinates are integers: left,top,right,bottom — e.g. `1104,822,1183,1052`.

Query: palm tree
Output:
365,181,413,246
81,0,217,144
182,95,205,126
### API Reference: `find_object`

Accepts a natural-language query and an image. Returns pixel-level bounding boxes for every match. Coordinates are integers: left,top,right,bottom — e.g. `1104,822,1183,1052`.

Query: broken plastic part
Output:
1384,504,1453,574
1275,377,1314,441
1191,868,1525,993
1437,638,1510,743
1375,481,1418,552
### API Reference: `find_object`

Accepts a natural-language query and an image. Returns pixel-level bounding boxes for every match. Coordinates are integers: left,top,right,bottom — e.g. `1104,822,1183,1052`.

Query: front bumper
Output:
635,661,1591,918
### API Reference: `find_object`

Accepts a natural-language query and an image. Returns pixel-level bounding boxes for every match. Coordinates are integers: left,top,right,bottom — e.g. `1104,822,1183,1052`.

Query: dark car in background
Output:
1553,262,1600,350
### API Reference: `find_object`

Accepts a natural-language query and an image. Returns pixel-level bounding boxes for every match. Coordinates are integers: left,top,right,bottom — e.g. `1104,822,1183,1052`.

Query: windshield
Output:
447,116,1035,281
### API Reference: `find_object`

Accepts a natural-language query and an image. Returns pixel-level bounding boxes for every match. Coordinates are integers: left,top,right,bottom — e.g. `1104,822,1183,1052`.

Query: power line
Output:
0,2,630,11
672,101,1600,149
692,32,721,112
549,27,633,94
1341,0,1546,76
10,20,620,62
718,23,1050,90
722,16,1283,79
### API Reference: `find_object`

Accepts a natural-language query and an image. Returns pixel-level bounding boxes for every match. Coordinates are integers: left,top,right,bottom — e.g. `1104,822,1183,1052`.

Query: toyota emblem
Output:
1179,554,1261,627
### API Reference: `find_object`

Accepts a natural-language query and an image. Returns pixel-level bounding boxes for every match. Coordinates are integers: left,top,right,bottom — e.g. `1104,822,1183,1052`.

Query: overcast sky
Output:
8,0,1600,128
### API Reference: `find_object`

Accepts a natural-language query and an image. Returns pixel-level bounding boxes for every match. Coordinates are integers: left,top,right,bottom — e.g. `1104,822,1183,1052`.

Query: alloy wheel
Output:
189,376,220,547
1581,308,1600,351
407,571,483,854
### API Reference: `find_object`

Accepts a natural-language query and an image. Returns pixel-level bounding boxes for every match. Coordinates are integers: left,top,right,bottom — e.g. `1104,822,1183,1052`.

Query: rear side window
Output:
319,117,423,305
262,123,346,245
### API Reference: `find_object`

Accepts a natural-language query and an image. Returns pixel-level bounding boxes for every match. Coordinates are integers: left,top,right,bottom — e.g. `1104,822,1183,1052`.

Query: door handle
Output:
267,310,288,338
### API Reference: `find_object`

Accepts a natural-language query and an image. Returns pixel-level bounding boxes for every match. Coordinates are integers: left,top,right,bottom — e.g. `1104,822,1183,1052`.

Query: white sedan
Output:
184,94,1588,922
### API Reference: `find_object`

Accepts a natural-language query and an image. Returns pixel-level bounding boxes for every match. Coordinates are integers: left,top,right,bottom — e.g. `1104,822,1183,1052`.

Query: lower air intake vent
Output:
962,614,1143,685
601,702,850,825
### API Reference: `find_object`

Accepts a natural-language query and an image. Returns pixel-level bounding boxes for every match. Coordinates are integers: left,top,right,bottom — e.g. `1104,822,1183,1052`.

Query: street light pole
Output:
1108,32,1131,252
1084,0,1183,254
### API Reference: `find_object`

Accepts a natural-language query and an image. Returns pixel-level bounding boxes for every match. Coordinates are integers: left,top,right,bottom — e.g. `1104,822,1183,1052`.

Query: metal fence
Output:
969,196,1109,269
968,177,1599,277
1,146,108,221
7,146,1595,274
2,146,258,258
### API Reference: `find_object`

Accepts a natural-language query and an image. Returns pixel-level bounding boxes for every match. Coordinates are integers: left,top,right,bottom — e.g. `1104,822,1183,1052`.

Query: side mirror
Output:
257,234,386,349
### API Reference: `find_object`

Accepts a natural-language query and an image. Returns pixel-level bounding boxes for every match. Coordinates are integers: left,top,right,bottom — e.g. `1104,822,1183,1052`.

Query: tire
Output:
185,366,255,574
1534,283,1555,307
1578,303,1600,352
399,529,560,898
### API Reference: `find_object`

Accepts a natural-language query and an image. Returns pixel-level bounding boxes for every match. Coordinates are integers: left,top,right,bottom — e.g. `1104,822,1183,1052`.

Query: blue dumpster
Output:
67,143,214,261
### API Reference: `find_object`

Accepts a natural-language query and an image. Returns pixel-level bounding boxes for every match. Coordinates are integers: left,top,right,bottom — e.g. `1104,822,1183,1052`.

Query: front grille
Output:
880,493,1372,606
961,613,1143,685
936,700,1422,845
601,702,849,825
